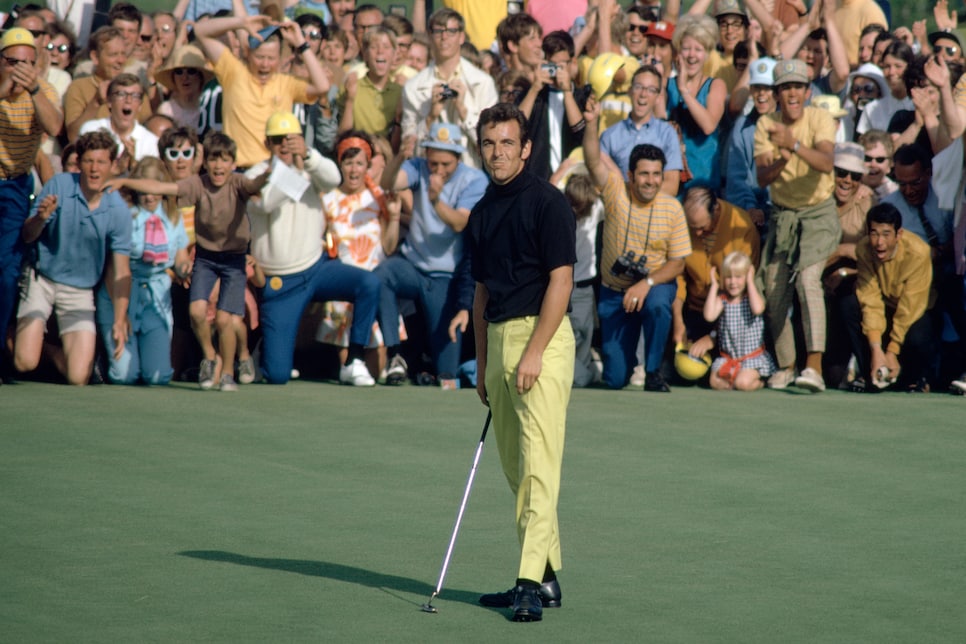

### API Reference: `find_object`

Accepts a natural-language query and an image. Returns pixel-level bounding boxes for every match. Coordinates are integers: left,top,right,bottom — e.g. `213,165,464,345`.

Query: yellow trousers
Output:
485,315,574,582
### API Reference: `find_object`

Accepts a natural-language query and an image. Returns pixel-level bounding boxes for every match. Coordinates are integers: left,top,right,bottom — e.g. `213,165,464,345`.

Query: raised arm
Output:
581,97,610,188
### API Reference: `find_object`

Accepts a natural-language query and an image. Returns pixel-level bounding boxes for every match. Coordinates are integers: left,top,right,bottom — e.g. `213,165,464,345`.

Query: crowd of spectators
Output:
3,0,966,396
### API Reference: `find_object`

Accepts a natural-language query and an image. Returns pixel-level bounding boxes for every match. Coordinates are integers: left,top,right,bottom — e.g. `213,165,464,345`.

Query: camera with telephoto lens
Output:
440,84,458,100
610,250,649,281
541,63,557,77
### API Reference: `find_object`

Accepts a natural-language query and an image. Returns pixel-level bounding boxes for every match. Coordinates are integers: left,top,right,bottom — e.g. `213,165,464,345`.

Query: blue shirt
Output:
400,158,488,274
600,116,684,176
881,186,953,248
725,111,771,214
31,173,131,289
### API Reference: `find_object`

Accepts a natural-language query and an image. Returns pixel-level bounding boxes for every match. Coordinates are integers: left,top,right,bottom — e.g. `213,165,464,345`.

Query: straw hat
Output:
155,45,215,93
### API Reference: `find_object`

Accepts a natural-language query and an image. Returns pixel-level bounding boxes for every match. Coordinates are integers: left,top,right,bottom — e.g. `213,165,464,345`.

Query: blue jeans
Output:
259,255,380,384
374,255,460,376
98,299,173,385
598,283,675,388
0,174,33,344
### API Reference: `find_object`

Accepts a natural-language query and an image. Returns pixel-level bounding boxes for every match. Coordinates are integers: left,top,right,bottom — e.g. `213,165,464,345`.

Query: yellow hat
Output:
155,45,215,93
1,28,35,52
266,111,301,136
674,343,712,381
587,53,625,100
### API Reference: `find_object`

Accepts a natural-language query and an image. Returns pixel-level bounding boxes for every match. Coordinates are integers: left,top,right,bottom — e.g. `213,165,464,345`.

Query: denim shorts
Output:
189,248,247,316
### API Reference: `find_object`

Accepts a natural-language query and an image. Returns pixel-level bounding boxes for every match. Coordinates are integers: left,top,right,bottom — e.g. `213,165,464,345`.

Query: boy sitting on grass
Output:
106,132,270,391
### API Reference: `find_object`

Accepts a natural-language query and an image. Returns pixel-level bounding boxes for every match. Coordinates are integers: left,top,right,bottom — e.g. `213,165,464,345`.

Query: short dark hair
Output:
903,54,930,91
860,23,889,40
866,202,903,232
882,39,915,66
734,40,765,62
428,7,464,32
107,72,143,96
477,102,530,148
893,143,932,174
496,12,542,55
629,143,666,173
632,64,663,87
159,126,199,155
108,2,142,28
202,131,237,161
353,4,384,28
806,28,827,43
542,30,574,59
76,129,119,162
296,13,327,39
89,26,125,53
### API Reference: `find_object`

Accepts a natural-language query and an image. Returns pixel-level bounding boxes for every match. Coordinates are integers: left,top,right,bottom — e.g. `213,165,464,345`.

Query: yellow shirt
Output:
443,0,505,51
833,0,889,69
856,232,935,355
754,107,836,209
704,50,739,94
338,75,402,138
213,51,311,168
0,80,58,178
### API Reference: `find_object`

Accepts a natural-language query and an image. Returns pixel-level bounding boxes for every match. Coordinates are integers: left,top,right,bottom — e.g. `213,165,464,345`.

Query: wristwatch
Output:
792,140,801,153
295,42,311,56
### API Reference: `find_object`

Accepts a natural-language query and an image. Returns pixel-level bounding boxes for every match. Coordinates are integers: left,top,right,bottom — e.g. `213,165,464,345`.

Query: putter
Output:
420,410,492,614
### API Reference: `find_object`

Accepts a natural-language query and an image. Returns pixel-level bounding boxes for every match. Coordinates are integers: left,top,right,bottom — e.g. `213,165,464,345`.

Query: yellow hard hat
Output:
1,27,35,52
674,342,712,381
587,52,625,99
265,112,301,136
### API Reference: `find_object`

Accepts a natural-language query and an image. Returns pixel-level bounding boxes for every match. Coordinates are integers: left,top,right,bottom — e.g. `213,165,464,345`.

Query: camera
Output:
640,3,662,22
610,251,650,282
541,63,557,78
440,84,458,100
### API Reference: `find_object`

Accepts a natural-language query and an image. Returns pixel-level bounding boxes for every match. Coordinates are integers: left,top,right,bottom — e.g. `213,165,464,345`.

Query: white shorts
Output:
17,269,96,335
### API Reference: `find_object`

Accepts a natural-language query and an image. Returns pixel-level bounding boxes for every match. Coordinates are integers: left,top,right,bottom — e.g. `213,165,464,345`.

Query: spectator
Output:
377,124,488,384
79,73,160,173
338,25,403,146
832,0,888,69
401,8,498,169
857,23,889,66
755,59,838,392
153,12,179,62
96,157,190,385
0,28,63,379
348,4,383,63
584,100,691,392
47,22,77,74
703,251,775,390
14,130,131,386
673,186,760,371
859,129,897,200
406,32,431,72
442,0,507,52
192,12,330,169
848,203,936,392
844,64,888,141
857,40,914,135
155,46,214,130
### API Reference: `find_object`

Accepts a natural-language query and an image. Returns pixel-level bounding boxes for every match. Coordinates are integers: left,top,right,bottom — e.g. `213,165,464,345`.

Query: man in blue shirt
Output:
14,130,131,385
599,65,683,196
378,122,488,384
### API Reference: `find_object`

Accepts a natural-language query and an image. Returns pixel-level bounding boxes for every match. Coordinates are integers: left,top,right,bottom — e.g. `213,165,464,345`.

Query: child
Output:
338,25,402,148
704,251,776,391
106,132,270,391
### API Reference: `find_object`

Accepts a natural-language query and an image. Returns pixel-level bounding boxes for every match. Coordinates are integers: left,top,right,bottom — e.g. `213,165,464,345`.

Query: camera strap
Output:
620,196,655,261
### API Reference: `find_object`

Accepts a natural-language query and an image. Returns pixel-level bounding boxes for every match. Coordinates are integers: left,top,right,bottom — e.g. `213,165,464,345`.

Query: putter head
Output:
420,602,438,614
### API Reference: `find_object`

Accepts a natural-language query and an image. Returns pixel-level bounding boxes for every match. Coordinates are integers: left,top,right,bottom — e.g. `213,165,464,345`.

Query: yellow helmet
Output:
587,53,625,99
265,112,301,137
674,343,712,381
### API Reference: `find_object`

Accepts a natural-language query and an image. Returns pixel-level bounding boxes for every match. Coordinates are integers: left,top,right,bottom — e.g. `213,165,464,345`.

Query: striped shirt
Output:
599,170,691,291
0,79,57,179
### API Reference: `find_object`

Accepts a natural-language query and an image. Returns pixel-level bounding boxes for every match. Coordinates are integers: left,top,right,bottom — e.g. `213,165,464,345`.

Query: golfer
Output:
467,103,576,622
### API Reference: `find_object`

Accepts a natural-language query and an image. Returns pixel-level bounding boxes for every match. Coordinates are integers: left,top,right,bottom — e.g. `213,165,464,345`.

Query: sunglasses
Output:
2,56,34,67
627,24,648,35
835,168,863,181
864,155,888,163
268,135,288,145
938,45,960,56
302,30,322,41
46,43,70,53
173,67,201,76
164,147,195,161
852,82,878,94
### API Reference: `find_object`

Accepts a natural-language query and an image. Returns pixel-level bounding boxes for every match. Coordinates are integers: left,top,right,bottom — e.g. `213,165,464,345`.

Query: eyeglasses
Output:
852,82,878,94
864,155,888,163
500,88,522,100
834,168,863,181
139,34,154,43
2,56,34,67
939,45,960,56
110,90,143,100
173,67,201,76
302,30,322,41
631,83,661,95
164,147,195,161
159,23,174,32
430,26,462,37
268,135,288,145
46,43,69,53
396,39,412,50
356,23,380,33
627,24,648,35
717,19,745,31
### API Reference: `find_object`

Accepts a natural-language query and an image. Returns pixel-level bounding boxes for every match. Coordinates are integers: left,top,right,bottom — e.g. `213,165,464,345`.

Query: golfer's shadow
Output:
178,550,480,607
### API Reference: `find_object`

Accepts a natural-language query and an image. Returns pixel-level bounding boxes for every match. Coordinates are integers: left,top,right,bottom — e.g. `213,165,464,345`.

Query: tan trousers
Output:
485,315,574,582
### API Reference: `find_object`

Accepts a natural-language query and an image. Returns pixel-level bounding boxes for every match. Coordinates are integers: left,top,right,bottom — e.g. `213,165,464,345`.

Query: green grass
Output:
3,381,966,642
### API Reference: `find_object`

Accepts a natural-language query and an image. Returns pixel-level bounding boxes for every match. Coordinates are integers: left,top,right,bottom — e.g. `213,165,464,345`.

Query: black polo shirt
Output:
467,168,576,323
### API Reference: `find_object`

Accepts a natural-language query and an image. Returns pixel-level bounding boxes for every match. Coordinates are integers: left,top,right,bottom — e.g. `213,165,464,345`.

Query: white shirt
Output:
78,118,160,162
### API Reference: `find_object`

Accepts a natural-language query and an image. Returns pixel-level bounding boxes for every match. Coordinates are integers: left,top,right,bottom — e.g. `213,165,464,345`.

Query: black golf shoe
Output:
510,585,542,622
479,578,561,608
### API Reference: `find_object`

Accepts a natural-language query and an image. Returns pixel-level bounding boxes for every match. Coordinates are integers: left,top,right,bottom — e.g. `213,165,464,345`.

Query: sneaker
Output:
385,354,408,386
794,367,826,392
629,364,646,387
219,374,238,392
199,359,217,390
950,372,966,394
339,358,375,386
768,367,796,390
237,356,256,385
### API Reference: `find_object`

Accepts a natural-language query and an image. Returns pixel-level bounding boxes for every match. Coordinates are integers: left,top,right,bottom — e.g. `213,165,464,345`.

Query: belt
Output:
575,278,596,288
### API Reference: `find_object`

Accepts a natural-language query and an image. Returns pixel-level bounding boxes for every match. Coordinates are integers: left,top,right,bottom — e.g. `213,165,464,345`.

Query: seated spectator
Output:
673,186,760,371
846,203,937,392
155,46,214,129
704,251,775,390
14,131,132,386
96,157,190,385
79,73,160,173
